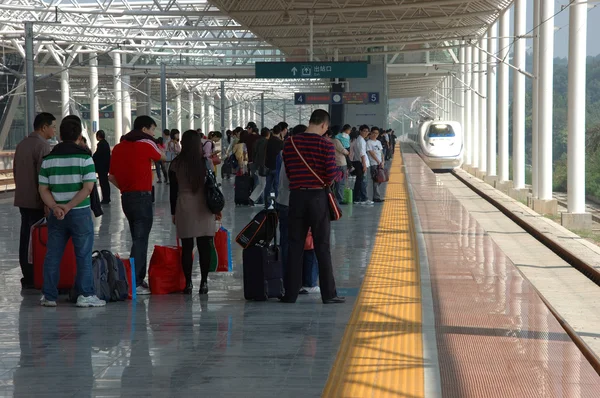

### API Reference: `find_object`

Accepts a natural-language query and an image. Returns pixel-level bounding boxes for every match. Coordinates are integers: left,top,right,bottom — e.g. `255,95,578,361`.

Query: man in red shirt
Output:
109,116,164,295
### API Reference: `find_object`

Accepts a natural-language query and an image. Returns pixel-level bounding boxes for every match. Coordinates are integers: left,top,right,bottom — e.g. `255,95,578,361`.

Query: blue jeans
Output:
276,203,289,279
303,250,319,287
42,208,94,301
122,192,154,286
264,170,278,207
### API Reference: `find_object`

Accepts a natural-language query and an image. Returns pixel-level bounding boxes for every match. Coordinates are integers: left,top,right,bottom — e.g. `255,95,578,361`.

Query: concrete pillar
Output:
198,95,204,132
227,97,233,131
236,98,242,128
512,0,526,190
188,90,195,130
487,23,498,177
113,53,123,143
175,89,182,132
122,74,132,133
61,70,70,118
89,53,99,150
538,0,554,201
459,45,465,147
566,0,588,216
471,44,479,170
498,8,510,182
464,46,472,165
208,95,215,132
532,0,540,198
145,77,152,116
479,35,487,175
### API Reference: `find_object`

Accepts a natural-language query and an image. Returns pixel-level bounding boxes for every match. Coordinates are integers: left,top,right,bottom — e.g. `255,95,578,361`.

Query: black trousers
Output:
19,207,45,284
284,189,337,303
181,236,213,284
98,171,111,203
121,192,153,286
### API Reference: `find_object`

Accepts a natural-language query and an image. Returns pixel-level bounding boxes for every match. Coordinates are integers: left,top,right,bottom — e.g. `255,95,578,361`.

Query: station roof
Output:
0,0,513,99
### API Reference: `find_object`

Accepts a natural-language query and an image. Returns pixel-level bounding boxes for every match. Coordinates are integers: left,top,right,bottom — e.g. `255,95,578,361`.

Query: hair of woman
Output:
174,130,206,194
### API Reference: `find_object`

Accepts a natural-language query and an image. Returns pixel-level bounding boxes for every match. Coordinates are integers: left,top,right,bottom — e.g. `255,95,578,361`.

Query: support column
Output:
207,95,215,132
122,73,132,133
113,53,123,143
471,44,479,171
459,45,465,156
534,0,557,215
160,64,167,131
498,8,511,184
237,98,242,127
220,81,226,133
260,93,265,128
145,77,152,116
512,0,526,191
486,23,498,180
198,95,205,132
175,88,182,132
24,22,35,135
463,46,472,166
188,90,195,130
563,0,591,229
479,35,487,176
61,70,70,118
89,53,99,149
532,0,541,199
283,100,287,122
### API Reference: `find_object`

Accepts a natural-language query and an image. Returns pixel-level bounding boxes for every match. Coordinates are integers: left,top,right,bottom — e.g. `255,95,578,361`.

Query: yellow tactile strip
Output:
322,152,424,398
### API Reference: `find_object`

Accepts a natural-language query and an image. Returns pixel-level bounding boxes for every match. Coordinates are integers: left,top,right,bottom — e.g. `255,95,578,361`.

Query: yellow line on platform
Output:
322,151,424,398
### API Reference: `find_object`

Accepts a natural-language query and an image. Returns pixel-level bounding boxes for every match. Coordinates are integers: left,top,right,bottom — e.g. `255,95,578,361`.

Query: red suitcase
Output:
32,223,77,290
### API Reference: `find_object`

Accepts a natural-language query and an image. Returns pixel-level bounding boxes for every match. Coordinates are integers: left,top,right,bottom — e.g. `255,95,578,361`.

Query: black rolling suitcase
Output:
242,210,284,301
235,174,254,205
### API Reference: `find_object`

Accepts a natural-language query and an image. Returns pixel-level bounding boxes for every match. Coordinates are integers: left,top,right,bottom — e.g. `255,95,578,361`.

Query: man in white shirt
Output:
350,125,370,204
366,127,384,203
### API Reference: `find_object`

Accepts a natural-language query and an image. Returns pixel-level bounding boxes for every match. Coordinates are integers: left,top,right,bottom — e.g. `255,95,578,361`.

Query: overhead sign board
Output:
256,62,368,79
294,92,380,105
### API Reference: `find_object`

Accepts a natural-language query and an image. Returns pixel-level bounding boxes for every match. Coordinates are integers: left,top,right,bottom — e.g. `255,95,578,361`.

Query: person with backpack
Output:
202,131,222,172
170,130,222,295
38,119,106,307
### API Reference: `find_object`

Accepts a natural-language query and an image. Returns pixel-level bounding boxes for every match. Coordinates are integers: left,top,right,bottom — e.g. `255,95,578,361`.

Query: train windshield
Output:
427,124,455,138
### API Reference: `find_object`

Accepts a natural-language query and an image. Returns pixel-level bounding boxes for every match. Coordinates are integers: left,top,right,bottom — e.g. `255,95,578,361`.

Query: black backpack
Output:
101,250,129,301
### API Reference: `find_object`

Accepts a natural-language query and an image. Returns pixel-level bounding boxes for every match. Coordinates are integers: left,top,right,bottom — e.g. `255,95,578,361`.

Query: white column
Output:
487,23,498,176
532,0,541,197
236,98,242,127
464,46,472,165
198,95,205,132
122,74,132,133
89,53,99,150
459,45,465,149
479,35,487,174
204,95,210,133
112,53,123,143
188,90,195,130
498,8,511,182
175,89,182,132
538,0,554,200
513,0,526,189
471,44,479,169
60,70,70,118
208,95,215,131
567,0,588,213
227,97,233,130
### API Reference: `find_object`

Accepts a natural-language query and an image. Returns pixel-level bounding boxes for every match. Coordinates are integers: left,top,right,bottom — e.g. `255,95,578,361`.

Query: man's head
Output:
260,127,271,139
292,124,307,136
359,124,370,138
342,124,351,134
370,126,380,140
308,110,330,136
33,112,57,140
163,129,170,137
133,115,157,137
60,119,83,144
63,115,82,126
278,122,289,137
96,130,106,141
272,125,282,138
246,122,258,134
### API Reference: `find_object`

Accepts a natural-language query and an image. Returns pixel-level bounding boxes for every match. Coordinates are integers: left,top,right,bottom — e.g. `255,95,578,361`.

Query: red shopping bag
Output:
148,242,187,294
214,226,232,272
304,229,314,250
118,257,136,299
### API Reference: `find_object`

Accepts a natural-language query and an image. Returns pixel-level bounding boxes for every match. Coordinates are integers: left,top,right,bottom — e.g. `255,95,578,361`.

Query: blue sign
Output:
293,92,380,105
368,92,380,104
256,62,368,79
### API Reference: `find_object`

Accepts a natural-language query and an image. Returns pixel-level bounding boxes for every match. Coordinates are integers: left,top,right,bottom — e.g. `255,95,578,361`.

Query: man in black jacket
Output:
93,130,111,204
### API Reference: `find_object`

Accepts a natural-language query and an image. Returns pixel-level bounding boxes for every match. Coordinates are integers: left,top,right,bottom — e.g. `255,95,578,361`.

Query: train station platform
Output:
0,145,600,397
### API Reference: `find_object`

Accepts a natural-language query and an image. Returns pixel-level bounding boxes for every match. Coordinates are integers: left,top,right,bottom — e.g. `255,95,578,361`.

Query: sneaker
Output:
364,200,375,205
76,295,106,307
299,288,309,295
136,285,151,295
303,286,321,294
40,296,57,307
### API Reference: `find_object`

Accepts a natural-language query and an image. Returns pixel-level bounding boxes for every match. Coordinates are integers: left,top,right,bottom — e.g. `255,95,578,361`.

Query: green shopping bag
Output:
208,238,218,272
343,187,353,204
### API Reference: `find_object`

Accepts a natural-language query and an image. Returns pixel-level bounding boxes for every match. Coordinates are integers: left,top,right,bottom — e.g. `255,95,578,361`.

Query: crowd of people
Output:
13,109,395,307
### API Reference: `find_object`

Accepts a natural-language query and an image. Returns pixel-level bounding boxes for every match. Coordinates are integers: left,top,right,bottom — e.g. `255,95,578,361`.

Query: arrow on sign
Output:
291,67,298,76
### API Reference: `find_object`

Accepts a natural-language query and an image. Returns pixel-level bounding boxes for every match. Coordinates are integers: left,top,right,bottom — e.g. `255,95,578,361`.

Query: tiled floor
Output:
0,176,385,397
403,144,600,398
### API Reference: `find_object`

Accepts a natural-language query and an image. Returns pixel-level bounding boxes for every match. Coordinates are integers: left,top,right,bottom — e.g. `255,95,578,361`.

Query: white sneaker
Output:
303,286,321,294
40,296,57,307
76,295,106,307
136,285,151,295
364,200,375,205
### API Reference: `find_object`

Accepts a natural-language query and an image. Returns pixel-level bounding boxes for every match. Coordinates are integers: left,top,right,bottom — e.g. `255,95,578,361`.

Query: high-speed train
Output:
407,120,464,170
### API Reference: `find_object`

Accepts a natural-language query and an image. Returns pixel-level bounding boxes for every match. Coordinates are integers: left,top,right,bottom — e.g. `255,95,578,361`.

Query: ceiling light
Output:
282,11,292,24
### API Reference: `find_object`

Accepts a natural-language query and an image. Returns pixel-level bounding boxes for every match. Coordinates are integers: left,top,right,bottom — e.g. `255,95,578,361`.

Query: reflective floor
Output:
403,145,600,398
0,177,384,397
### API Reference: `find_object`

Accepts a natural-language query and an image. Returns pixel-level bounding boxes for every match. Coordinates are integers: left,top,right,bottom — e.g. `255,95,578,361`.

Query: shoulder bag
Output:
204,159,225,214
290,137,342,221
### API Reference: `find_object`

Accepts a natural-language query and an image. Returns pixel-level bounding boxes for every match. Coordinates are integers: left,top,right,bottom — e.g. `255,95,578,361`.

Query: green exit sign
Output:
255,62,368,79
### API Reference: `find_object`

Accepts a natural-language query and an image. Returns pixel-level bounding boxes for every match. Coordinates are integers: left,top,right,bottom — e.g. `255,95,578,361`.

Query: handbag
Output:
214,225,233,272
204,141,221,165
290,137,342,221
304,229,314,251
205,160,225,214
374,165,389,183
148,240,187,294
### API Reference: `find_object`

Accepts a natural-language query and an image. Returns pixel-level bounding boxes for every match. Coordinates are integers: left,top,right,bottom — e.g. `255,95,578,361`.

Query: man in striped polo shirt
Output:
38,119,106,307
281,110,345,305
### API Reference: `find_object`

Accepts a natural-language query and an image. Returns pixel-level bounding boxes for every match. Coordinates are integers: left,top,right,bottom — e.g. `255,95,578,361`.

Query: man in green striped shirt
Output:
38,119,106,308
